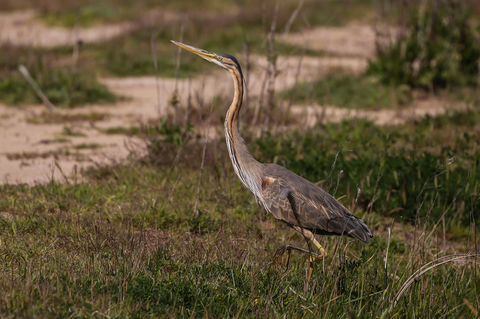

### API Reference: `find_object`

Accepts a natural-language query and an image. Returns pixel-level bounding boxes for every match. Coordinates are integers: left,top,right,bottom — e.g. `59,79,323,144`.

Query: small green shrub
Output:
367,0,480,90
0,43,118,107
41,70,118,107
0,70,117,107
0,76,33,104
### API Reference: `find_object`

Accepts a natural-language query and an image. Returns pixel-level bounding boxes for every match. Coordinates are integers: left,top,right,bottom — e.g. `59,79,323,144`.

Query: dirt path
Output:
0,10,132,47
283,22,376,58
291,97,464,127
0,103,144,184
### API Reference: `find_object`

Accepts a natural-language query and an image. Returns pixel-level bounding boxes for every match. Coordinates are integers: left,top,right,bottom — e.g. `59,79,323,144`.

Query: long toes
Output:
310,251,327,261
271,244,327,273
273,245,289,259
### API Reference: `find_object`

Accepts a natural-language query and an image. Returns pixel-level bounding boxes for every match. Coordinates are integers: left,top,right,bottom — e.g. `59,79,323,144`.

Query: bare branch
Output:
18,65,57,113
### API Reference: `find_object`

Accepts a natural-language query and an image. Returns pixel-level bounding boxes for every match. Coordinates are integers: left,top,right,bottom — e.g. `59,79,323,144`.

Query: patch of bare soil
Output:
0,10,132,47
283,22,377,58
291,97,467,127
0,103,144,184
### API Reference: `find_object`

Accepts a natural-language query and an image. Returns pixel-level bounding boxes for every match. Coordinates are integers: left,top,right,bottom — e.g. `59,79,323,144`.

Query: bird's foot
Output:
270,244,325,273
266,244,327,293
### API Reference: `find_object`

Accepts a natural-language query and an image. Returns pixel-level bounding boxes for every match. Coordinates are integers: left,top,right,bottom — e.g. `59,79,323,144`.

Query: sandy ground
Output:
0,11,463,184
0,10,132,47
283,22,376,58
291,96,464,127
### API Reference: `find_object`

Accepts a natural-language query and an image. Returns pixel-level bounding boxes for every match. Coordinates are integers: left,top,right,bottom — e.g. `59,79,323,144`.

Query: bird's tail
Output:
344,216,373,244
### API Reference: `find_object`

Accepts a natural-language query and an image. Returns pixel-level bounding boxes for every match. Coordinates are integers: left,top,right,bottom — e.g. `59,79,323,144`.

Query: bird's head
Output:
171,40,243,79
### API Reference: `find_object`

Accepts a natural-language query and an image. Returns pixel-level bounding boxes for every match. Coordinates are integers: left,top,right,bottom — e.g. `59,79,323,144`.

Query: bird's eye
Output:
216,56,223,61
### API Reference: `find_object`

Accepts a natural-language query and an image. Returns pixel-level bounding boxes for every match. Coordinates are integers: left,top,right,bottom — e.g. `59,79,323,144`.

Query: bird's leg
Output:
308,237,329,281
271,244,321,272
303,241,325,292
291,227,328,292
292,226,328,259
306,237,329,292
269,229,328,291
310,236,328,259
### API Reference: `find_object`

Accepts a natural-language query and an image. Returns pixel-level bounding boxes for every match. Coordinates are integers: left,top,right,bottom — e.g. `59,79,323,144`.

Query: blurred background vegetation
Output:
0,0,479,108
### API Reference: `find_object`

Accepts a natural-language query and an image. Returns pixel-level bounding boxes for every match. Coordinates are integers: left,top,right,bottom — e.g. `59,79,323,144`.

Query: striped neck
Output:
224,69,263,200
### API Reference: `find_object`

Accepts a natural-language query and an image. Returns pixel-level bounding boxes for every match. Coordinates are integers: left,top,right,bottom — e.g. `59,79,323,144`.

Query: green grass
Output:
79,17,324,79
2,108,480,317
0,71,118,107
60,126,87,137
82,26,208,78
5,147,87,161
26,111,109,124
1,1,480,316
283,71,480,110
28,0,376,84
1,116,479,316
40,2,135,27
283,73,412,109
0,17,261,106
301,0,375,27
3,0,480,109
103,125,143,136
73,142,101,150
0,44,119,107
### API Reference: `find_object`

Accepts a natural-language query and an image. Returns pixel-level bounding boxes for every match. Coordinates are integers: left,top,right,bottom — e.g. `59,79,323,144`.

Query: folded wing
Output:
261,164,372,244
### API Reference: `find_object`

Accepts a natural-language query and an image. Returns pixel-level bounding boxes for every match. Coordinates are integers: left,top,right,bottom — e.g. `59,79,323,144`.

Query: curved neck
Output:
224,69,263,199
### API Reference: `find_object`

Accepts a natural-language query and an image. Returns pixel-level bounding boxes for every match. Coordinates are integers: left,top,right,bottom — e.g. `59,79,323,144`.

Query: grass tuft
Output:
283,73,411,109
26,111,109,124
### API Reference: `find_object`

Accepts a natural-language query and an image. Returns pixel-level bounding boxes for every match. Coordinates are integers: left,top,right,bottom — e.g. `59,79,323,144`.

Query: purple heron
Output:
171,41,372,282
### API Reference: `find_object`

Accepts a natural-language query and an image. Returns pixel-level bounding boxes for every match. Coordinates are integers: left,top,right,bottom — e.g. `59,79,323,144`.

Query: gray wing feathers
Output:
262,164,372,244
279,185,290,200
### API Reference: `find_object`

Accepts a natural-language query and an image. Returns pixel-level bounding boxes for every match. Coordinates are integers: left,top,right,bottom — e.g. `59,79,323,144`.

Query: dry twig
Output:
18,65,57,113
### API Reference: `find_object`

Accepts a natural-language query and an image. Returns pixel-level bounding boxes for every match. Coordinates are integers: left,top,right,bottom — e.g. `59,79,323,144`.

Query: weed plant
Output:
0,44,117,107
367,0,480,90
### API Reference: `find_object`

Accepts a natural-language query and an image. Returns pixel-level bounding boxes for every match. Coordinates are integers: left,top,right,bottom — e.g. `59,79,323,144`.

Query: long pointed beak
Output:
171,40,216,60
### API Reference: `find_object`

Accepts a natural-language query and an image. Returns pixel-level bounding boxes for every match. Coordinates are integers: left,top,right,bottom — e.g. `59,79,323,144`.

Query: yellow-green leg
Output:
292,227,328,291
272,244,320,272
304,236,328,292
271,228,328,292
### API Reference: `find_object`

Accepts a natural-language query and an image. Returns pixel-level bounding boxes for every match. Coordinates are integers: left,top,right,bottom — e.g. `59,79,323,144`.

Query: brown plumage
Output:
171,41,373,263
262,164,372,244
